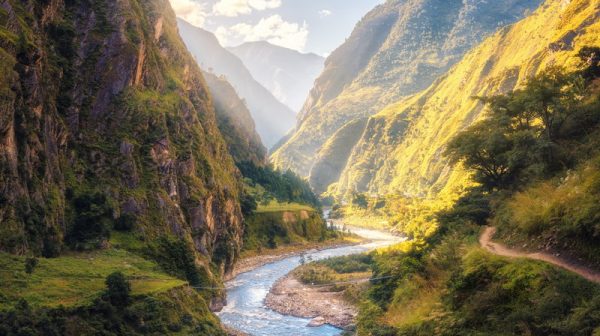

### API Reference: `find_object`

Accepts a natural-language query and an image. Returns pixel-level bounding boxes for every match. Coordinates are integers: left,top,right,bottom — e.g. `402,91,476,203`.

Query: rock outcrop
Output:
0,0,243,275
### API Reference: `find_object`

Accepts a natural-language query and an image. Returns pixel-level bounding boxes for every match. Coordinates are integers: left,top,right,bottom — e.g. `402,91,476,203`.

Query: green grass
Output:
255,200,315,213
0,249,185,310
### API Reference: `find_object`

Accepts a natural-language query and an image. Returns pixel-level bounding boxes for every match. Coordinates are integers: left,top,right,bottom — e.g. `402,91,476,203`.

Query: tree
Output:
578,46,600,81
67,192,113,249
445,120,523,190
240,192,257,217
105,272,131,307
352,193,369,209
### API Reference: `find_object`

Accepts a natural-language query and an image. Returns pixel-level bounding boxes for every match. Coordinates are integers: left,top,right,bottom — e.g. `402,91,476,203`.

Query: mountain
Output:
335,0,600,199
271,0,545,194
228,41,324,112
177,19,296,148
203,71,267,165
0,0,244,280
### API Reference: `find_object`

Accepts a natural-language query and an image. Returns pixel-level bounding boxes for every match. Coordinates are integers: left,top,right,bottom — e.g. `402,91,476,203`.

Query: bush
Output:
147,237,204,286
24,257,38,274
237,161,320,207
67,192,113,249
114,213,136,231
105,271,131,307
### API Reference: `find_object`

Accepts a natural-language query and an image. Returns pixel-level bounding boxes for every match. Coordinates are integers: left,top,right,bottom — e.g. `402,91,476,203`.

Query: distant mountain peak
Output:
228,41,325,112
177,19,296,147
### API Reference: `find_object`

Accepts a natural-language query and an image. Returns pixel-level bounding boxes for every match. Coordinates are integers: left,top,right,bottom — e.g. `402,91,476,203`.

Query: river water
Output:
217,226,402,336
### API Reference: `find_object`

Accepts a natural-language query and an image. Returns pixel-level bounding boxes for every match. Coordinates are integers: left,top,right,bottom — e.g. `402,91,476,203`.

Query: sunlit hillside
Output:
336,0,600,202
272,0,544,181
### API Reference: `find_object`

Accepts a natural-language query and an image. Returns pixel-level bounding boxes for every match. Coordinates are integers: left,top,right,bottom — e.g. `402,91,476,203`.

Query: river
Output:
217,225,402,336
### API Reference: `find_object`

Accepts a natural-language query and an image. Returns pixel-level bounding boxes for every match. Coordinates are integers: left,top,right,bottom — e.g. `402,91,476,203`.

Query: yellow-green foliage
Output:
493,156,600,267
243,209,326,252
0,249,185,310
360,232,600,336
332,194,446,238
335,0,600,202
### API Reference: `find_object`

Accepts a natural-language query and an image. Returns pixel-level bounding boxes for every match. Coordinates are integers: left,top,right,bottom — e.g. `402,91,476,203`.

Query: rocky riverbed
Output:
265,273,358,329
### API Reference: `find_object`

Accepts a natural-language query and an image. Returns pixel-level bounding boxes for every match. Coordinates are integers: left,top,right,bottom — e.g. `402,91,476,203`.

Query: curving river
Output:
217,225,403,336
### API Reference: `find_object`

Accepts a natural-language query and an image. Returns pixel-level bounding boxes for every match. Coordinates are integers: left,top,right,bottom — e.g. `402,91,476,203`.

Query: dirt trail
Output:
480,227,600,284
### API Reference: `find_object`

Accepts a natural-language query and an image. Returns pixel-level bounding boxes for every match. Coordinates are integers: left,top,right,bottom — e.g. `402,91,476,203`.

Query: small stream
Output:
217,225,402,336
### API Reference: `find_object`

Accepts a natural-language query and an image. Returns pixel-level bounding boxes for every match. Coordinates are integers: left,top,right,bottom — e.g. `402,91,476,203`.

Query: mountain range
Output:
177,19,296,148
271,0,546,195
228,41,324,112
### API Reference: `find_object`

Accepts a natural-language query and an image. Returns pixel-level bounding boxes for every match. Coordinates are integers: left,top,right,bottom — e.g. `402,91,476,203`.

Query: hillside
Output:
271,0,544,181
228,41,324,112
203,71,267,165
0,0,250,333
336,0,600,199
177,19,296,147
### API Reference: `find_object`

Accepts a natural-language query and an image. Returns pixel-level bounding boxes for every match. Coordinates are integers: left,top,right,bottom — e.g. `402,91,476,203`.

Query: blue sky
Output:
169,0,385,56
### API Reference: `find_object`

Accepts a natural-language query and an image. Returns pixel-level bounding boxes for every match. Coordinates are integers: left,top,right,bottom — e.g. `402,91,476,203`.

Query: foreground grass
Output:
0,249,185,310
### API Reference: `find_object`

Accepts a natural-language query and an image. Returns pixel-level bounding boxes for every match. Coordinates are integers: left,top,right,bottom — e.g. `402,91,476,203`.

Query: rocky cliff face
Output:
0,0,243,273
336,0,600,198
204,71,267,165
271,0,544,181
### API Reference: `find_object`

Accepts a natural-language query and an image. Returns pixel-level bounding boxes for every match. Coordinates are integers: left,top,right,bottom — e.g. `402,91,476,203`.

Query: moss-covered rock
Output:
0,0,243,276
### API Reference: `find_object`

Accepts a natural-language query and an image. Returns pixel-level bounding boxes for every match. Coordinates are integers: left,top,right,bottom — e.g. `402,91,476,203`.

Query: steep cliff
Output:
203,71,267,165
177,19,296,148
337,0,600,198
0,0,243,275
229,41,324,112
271,0,544,180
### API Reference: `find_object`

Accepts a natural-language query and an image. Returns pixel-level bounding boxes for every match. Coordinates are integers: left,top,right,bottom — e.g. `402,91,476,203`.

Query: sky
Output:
169,0,386,56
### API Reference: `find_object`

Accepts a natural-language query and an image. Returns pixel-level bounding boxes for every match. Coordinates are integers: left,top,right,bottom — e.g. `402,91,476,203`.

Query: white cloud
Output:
216,15,308,51
248,0,282,10
212,0,281,17
213,0,251,17
169,0,208,27
318,9,332,18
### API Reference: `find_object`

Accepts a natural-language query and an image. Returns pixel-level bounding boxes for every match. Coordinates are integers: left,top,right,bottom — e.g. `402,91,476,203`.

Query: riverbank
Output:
265,273,362,329
226,237,363,281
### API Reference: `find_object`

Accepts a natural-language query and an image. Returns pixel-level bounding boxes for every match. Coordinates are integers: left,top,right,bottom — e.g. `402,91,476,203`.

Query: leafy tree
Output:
445,119,526,190
237,161,320,207
351,193,369,209
105,272,131,307
66,192,113,249
446,67,593,189
240,192,257,217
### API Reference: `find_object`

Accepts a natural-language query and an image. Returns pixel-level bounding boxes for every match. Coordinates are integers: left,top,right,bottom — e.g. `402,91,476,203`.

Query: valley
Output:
0,0,599,335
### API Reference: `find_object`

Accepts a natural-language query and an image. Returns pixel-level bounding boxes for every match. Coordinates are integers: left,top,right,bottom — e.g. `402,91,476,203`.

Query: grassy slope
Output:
336,0,600,202
0,249,185,310
350,227,600,336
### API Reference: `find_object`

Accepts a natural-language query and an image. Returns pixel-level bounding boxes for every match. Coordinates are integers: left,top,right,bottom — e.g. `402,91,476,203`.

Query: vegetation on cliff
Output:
348,45,600,336
0,0,262,333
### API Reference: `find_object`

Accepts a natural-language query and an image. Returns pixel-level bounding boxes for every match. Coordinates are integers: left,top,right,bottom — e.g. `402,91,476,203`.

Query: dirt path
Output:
480,227,600,284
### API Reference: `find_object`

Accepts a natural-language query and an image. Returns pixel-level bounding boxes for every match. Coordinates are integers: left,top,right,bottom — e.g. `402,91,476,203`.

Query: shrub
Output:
24,257,38,274
114,213,136,231
105,271,131,307
148,237,203,286
67,192,113,249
